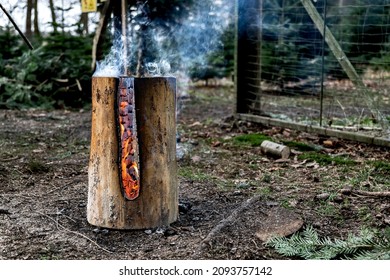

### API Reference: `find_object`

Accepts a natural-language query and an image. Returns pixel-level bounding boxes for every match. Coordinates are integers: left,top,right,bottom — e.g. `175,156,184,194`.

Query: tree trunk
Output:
80,13,89,35
25,0,33,39
48,0,57,33
88,77,178,229
33,0,40,37
61,0,65,34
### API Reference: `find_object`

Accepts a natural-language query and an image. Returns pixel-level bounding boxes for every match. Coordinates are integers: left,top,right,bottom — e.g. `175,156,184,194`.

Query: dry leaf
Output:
191,155,201,163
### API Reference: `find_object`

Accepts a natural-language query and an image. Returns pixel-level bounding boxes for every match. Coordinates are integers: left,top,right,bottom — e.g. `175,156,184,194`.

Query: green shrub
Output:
0,31,93,109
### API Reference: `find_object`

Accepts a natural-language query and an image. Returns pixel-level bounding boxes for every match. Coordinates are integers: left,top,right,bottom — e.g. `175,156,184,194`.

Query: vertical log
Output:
134,77,178,227
88,77,178,229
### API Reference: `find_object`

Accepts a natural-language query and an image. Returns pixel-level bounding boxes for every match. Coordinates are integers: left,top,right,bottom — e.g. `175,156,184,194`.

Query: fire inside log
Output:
88,76,178,229
117,77,140,200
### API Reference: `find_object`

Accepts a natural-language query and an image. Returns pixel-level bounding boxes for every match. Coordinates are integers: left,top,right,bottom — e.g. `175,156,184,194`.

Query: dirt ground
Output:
1,84,389,260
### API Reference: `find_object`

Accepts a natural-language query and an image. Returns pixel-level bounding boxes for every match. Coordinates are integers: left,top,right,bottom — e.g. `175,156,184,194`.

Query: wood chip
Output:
255,207,303,242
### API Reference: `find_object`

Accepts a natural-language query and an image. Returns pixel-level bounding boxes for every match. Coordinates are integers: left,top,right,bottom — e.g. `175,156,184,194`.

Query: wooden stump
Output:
87,76,178,229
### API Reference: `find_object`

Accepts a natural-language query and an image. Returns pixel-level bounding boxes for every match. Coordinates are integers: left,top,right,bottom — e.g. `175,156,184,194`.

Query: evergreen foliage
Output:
259,0,390,87
0,31,93,109
266,225,390,260
188,21,235,83
3,1,390,107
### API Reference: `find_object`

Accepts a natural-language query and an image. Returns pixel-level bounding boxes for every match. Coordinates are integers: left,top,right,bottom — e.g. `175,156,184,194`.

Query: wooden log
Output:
87,76,178,229
260,140,290,159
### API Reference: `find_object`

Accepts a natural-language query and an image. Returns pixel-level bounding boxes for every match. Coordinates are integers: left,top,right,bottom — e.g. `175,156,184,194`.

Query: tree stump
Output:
87,76,178,229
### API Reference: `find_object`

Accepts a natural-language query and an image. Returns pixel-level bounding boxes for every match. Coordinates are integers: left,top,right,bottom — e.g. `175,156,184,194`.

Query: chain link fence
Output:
236,0,390,140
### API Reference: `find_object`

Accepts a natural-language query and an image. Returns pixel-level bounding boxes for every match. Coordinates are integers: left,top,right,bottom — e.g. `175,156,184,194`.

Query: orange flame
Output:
118,78,140,200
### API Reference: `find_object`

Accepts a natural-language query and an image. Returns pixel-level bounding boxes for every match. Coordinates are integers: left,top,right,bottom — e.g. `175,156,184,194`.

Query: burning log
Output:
117,78,140,200
88,76,178,229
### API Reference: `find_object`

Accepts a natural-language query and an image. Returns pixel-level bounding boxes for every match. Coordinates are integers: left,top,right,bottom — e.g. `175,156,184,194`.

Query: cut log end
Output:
260,140,290,159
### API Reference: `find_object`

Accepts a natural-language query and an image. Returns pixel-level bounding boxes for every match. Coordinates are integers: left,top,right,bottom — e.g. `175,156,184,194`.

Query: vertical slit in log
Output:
117,77,140,200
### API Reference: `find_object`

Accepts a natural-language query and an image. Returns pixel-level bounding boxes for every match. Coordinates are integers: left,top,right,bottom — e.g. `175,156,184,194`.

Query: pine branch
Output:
266,225,390,260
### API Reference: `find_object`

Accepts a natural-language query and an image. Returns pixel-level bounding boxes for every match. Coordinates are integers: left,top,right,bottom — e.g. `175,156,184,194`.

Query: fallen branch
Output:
340,188,390,198
192,195,264,258
36,211,113,254
0,3,34,50
353,190,390,198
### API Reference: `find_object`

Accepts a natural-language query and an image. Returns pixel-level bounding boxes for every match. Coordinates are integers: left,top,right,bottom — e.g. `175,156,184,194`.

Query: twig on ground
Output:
1,156,19,162
192,195,265,258
353,190,390,198
46,179,84,195
340,188,390,198
36,210,113,254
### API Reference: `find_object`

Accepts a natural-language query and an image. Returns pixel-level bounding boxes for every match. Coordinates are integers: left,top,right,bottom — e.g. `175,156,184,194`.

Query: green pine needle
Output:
266,226,390,260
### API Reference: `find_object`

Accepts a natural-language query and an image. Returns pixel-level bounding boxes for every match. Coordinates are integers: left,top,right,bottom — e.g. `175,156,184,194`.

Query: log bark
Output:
88,77,178,229
260,140,290,159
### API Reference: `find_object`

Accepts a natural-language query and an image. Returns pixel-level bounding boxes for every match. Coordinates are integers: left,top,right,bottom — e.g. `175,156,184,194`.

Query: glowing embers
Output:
117,77,140,200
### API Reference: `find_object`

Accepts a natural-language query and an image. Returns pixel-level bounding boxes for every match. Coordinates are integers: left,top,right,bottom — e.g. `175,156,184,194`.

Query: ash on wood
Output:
87,76,178,229
260,140,290,159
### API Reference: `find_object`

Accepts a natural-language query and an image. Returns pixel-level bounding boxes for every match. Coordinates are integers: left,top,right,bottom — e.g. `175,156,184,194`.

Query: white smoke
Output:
92,0,233,86
146,1,233,77
93,32,130,77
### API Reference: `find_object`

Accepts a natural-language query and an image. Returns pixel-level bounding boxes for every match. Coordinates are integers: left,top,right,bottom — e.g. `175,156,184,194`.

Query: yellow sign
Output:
81,0,97,13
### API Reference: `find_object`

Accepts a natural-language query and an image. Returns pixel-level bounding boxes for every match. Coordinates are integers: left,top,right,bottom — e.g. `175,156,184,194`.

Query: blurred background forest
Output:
0,0,234,109
1,0,390,113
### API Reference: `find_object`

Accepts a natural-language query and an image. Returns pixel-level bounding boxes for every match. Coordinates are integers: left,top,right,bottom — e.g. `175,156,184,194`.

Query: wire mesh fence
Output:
236,0,390,138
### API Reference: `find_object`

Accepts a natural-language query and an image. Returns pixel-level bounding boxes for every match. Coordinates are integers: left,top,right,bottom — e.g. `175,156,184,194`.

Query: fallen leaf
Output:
323,140,334,147
189,121,202,127
211,141,221,147
255,207,304,242
191,155,201,163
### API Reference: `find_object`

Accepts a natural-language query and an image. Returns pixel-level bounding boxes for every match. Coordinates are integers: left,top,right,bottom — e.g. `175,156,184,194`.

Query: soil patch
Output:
1,85,389,259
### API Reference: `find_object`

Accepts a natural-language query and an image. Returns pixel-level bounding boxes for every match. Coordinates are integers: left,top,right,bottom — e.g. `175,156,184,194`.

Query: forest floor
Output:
1,84,390,260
